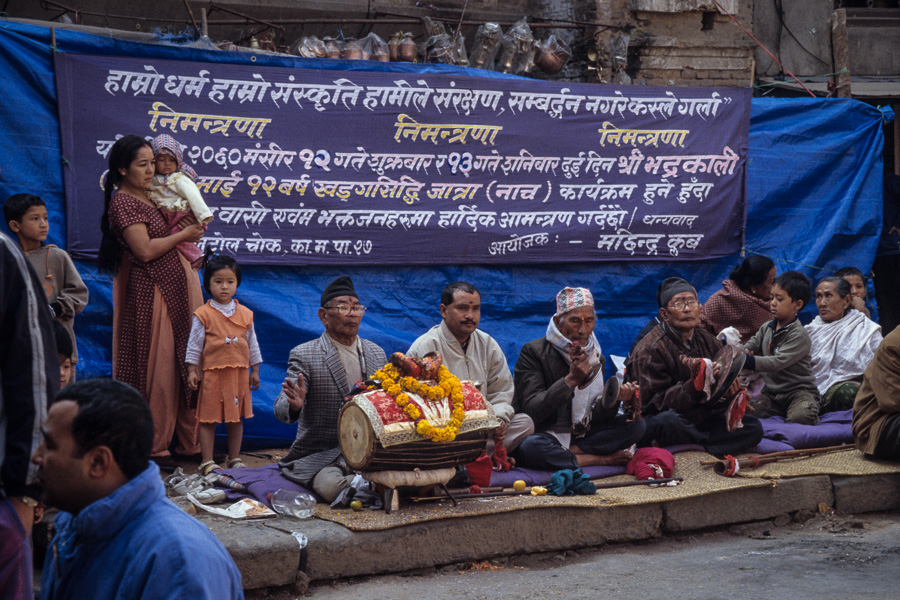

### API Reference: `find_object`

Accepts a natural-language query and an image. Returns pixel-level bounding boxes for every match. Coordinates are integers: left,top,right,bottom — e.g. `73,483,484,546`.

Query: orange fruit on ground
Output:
513,480,526,491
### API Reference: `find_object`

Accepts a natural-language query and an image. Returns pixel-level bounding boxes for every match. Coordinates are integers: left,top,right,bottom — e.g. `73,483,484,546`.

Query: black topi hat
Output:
657,277,695,308
321,275,359,307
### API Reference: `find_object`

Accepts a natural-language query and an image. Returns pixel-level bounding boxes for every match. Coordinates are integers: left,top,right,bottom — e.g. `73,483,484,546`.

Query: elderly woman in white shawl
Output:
807,276,882,413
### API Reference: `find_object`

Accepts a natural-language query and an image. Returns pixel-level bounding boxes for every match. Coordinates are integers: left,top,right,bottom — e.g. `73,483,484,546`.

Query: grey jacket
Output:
743,318,819,396
275,332,386,486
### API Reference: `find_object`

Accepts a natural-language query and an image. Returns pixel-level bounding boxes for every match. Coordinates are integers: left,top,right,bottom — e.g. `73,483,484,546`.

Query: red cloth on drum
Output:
363,381,488,427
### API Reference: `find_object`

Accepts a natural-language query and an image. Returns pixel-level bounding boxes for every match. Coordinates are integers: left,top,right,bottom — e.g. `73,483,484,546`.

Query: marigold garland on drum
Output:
371,363,465,443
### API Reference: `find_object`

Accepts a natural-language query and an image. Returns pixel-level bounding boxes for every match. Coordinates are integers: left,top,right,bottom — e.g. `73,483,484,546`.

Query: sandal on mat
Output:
199,460,220,476
226,457,246,469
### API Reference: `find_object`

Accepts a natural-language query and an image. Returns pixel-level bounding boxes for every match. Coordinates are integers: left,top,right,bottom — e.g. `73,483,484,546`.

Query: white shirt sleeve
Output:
185,315,205,365
173,173,214,224
247,322,262,366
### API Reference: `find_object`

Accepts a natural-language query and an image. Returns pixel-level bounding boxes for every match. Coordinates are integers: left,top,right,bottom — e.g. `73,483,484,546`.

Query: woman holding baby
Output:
98,134,206,460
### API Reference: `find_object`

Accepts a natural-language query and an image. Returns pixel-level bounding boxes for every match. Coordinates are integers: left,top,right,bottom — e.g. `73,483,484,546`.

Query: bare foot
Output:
574,449,633,467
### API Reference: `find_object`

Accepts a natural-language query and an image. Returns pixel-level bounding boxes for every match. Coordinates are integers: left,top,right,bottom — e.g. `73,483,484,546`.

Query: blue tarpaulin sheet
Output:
0,21,888,447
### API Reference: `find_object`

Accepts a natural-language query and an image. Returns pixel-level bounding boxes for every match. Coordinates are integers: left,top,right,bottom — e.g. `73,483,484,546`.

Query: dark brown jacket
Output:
628,322,723,425
852,326,900,455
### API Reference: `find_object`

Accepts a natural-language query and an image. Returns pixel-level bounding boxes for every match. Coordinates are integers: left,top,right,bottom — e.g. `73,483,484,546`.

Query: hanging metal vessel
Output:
399,33,417,62
388,32,402,62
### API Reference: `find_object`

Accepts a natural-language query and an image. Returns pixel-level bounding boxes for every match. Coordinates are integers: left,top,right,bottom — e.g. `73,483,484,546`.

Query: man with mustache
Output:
628,277,763,455
32,379,243,599
408,281,534,456
513,287,645,470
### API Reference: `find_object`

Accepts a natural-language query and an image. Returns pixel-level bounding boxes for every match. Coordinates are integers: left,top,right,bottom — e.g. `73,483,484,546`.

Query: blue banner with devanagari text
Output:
55,52,750,265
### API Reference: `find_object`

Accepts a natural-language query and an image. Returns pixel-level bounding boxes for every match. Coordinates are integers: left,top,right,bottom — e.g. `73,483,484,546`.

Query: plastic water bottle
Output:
268,489,316,519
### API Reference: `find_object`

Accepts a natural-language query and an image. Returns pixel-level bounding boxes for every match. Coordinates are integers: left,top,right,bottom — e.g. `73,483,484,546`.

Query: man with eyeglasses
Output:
274,275,386,502
407,281,534,461
628,277,763,455
512,287,645,471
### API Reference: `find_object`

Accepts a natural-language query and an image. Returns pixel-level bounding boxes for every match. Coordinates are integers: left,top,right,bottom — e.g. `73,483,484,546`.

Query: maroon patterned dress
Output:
109,192,195,408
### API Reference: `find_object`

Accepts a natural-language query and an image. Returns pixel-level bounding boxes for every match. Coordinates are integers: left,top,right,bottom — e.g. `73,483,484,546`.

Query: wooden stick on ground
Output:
410,477,683,502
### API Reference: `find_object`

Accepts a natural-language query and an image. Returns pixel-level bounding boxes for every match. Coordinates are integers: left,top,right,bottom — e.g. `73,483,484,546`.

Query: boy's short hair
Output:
53,320,74,359
835,266,865,280
3,193,46,229
774,271,812,309
202,254,241,295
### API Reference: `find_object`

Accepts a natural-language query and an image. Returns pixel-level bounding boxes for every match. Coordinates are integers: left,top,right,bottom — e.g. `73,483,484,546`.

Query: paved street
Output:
275,511,900,600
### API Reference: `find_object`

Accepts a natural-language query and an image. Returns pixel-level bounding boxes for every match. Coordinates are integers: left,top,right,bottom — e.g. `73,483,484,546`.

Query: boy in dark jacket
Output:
743,271,821,425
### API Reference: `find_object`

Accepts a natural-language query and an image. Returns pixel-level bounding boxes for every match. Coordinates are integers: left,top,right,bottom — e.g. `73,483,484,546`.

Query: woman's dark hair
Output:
98,135,151,274
203,253,242,295
818,276,852,299
57,378,153,480
729,255,775,292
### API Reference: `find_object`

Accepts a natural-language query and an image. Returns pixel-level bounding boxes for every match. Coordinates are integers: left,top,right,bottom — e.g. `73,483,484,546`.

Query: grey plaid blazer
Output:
275,332,386,486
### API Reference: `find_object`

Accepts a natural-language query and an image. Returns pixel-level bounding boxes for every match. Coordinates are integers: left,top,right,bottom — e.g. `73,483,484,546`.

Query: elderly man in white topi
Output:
512,287,645,471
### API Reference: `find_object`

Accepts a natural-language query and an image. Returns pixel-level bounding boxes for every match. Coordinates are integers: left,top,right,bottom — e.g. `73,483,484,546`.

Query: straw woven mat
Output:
314,451,788,532
727,447,900,480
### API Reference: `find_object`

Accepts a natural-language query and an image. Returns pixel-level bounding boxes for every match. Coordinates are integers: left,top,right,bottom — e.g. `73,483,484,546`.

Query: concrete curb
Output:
194,471,900,590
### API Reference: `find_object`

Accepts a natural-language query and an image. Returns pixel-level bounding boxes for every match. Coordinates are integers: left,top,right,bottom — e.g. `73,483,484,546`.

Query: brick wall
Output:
593,0,755,88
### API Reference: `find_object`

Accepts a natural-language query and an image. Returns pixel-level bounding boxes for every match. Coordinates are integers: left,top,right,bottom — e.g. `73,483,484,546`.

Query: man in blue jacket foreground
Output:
33,378,244,600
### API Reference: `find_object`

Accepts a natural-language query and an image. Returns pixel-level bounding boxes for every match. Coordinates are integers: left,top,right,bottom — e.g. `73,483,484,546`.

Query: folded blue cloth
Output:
548,468,597,496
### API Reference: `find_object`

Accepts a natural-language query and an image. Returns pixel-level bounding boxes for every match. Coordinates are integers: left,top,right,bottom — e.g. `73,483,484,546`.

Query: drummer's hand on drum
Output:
494,420,508,441
282,373,307,411
617,381,637,403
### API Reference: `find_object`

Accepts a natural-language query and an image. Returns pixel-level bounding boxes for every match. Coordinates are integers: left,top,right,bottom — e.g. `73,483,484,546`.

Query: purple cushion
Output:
757,408,853,451
747,438,793,454
220,464,319,506
819,409,853,425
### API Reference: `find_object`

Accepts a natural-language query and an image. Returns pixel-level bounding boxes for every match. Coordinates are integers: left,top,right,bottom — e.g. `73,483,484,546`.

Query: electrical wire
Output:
774,0,830,66
712,0,815,97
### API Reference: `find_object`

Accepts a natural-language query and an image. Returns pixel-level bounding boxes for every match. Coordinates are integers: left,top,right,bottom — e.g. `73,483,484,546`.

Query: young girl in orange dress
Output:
186,254,261,474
